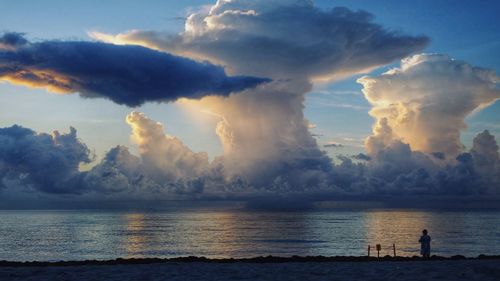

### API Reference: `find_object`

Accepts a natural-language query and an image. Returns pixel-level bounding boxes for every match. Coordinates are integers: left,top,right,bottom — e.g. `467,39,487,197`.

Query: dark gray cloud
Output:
353,153,371,161
324,143,343,148
0,125,91,194
0,32,28,50
330,130,500,197
470,130,500,193
0,32,269,107
431,152,446,160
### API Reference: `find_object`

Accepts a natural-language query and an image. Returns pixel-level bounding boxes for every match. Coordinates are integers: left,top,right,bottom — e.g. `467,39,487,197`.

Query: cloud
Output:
125,111,209,181
85,112,211,196
0,113,213,197
353,153,371,161
90,0,428,192
1,113,500,206
307,122,317,129
0,125,91,194
92,0,428,80
431,152,446,160
0,32,28,50
3,2,500,207
359,54,500,158
326,55,500,198
182,80,333,192
470,130,500,192
359,54,500,202
0,32,269,107
82,145,144,193
324,143,344,148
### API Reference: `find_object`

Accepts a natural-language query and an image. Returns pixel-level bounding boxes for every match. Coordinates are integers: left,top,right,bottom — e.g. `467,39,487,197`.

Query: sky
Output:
0,0,499,208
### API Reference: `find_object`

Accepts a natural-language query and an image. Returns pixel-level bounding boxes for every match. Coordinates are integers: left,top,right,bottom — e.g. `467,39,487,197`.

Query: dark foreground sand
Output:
1,258,500,281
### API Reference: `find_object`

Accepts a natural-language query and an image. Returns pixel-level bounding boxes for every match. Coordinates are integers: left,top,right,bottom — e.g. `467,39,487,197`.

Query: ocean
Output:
1,209,499,261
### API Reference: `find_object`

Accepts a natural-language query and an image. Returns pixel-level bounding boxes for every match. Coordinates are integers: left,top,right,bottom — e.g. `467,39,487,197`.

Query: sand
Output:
1,259,500,281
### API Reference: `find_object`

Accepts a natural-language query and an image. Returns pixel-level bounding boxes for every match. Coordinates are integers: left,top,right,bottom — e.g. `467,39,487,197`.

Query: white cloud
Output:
359,54,500,158
126,112,209,181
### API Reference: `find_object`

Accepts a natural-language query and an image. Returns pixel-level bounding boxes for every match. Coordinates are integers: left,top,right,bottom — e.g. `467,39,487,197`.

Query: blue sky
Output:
1,0,499,160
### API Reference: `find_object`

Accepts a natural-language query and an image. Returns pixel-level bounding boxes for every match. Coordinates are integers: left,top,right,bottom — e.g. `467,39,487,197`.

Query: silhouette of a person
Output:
419,229,431,258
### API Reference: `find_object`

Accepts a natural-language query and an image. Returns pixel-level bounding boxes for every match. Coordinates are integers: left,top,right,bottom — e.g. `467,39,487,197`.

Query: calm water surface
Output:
1,209,499,261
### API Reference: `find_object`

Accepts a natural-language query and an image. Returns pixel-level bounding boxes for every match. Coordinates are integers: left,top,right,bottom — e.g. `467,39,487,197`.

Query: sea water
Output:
1,209,499,261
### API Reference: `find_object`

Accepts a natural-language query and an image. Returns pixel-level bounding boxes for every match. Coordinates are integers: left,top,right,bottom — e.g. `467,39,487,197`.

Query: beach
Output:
2,258,500,281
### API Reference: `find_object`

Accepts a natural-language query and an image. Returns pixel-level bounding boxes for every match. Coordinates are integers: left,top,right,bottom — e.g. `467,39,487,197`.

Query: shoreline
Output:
2,254,500,267
3,257,500,281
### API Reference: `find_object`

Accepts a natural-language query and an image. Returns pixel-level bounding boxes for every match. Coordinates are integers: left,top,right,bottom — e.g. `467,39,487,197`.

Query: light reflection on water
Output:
0,209,499,261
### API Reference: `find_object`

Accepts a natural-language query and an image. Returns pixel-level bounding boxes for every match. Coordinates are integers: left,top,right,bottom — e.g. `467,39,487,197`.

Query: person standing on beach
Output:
419,229,431,258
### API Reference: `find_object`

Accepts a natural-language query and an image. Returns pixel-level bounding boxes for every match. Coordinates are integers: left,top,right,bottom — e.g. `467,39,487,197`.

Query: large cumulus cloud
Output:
125,111,209,181
91,0,428,191
0,32,268,107
92,0,428,80
84,112,211,196
330,54,500,197
359,54,500,158
185,80,334,192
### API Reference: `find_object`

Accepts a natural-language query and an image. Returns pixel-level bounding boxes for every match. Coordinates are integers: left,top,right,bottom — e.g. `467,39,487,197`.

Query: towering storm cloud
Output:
326,54,500,197
2,0,499,206
93,0,429,190
0,32,268,107
92,0,428,80
359,54,500,158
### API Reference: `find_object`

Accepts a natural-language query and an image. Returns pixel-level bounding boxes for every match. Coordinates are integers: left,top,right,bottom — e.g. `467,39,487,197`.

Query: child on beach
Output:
419,229,431,258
